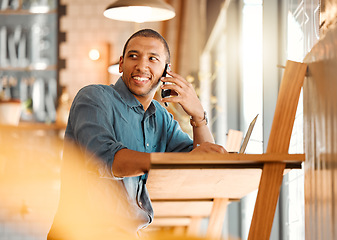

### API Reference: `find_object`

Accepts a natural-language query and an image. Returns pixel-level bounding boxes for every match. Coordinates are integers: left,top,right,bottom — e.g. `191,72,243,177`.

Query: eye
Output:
149,56,158,61
128,54,137,59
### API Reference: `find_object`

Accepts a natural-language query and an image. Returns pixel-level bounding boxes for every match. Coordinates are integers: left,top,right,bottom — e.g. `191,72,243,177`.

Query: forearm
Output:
192,125,215,148
190,111,215,148
112,148,151,178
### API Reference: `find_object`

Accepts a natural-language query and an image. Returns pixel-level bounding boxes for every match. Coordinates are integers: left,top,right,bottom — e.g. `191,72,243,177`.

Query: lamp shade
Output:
103,0,176,23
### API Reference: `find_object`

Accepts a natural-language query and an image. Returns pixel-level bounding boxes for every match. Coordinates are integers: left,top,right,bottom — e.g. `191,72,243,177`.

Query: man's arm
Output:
68,85,153,179
190,113,227,153
189,111,214,146
112,149,150,178
161,70,226,153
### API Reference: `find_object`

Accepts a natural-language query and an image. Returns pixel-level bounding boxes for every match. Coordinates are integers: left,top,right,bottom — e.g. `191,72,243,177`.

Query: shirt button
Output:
146,143,149,147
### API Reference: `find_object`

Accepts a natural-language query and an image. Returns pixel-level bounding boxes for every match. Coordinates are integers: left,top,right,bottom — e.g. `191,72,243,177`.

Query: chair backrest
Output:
266,60,307,154
248,60,307,240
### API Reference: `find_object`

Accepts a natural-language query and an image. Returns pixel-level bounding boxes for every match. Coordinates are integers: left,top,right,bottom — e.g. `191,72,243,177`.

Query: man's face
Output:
119,36,167,100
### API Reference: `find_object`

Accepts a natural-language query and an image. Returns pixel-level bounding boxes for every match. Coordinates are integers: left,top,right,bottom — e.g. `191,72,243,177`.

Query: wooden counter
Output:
148,153,303,200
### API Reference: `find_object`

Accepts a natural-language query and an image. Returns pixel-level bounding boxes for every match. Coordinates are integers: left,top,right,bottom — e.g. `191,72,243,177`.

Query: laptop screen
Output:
226,114,258,153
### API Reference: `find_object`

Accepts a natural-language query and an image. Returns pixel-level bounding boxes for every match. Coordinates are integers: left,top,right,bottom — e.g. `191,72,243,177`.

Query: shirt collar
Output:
112,77,156,114
113,77,142,108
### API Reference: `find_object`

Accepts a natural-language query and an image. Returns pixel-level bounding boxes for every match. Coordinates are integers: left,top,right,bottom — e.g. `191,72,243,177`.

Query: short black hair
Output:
122,29,170,63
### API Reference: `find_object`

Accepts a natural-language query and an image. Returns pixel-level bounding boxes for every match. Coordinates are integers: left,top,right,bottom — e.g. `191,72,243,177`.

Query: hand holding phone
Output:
161,64,171,107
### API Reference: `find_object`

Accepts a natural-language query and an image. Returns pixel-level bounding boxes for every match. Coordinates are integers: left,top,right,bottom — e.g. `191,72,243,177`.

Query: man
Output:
48,29,226,240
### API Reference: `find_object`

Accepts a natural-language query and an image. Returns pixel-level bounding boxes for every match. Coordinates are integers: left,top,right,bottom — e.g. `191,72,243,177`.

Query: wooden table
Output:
147,152,304,238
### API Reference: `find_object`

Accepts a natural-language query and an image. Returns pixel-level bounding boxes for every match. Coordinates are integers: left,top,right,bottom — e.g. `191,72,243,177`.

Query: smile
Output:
133,76,150,82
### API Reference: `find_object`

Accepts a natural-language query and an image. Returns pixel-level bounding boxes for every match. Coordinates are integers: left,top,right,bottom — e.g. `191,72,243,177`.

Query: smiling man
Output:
120,35,166,104
48,29,226,240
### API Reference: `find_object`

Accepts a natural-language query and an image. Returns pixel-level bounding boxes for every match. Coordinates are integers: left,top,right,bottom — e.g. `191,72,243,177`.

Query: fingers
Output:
161,70,191,89
160,82,186,104
191,142,228,154
206,144,227,153
160,72,194,101
160,69,204,118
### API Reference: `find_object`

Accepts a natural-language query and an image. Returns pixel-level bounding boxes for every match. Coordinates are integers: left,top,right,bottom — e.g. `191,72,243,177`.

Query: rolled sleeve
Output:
66,85,125,179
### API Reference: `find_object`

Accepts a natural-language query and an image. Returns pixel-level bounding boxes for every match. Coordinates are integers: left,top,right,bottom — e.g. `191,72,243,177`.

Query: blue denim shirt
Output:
64,77,193,231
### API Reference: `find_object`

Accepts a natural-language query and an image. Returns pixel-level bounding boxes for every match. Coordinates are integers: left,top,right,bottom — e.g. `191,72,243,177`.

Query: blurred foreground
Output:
0,125,223,240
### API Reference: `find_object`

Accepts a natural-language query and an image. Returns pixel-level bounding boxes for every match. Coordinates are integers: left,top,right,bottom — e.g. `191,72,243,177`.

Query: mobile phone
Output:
161,64,171,107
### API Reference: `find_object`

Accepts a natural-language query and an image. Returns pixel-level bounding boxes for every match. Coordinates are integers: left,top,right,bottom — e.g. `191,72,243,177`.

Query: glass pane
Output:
241,1,263,154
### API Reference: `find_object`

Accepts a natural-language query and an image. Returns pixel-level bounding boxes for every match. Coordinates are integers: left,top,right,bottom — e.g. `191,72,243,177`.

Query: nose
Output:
136,58,148,71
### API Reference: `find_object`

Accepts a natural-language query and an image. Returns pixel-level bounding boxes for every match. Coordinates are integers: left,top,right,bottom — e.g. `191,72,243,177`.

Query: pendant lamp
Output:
103,0,176,23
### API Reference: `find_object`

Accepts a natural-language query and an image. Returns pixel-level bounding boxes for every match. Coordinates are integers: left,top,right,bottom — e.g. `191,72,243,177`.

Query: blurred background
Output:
1,0,336,239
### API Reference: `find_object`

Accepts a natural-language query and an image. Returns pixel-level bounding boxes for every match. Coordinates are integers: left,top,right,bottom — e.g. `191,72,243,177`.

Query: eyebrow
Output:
127,50,139,55
126,50,161,57
149,52,160,57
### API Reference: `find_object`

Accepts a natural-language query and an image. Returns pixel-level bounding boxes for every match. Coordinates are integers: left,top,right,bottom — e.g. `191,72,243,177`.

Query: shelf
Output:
0,9,57,15
0,65,57,71
0,0,59,124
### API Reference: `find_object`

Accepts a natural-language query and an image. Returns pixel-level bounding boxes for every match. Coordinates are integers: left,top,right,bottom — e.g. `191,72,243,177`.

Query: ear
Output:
119,56,123,73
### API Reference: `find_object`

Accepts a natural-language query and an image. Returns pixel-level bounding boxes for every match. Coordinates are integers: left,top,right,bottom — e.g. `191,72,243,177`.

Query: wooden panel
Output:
152,200,213,217
150,152,304,165
148,168,262,199
148,153,304,200
304,25,337,239
151,217,191,227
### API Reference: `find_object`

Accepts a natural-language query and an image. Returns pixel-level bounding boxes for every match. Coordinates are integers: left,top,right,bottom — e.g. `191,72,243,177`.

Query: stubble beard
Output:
130,77,161,97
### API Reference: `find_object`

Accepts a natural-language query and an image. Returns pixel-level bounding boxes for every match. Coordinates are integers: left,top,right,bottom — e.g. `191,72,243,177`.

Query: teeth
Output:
133,76,148,81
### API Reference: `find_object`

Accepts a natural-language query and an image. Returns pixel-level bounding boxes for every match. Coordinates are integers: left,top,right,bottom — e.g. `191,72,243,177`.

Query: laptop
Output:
226,114,258,153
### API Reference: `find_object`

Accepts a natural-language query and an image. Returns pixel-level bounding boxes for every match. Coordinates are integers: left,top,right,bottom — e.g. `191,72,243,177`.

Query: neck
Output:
134,95,153,111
